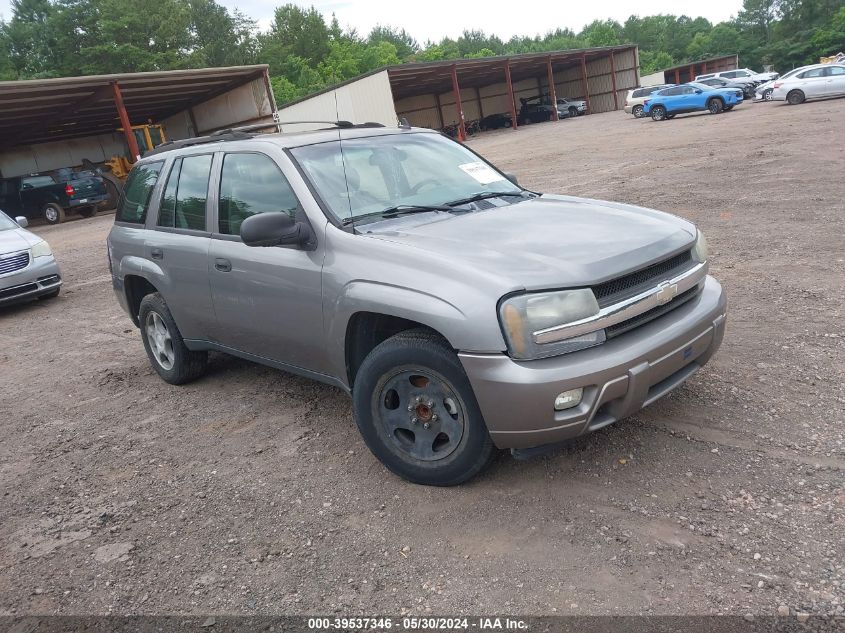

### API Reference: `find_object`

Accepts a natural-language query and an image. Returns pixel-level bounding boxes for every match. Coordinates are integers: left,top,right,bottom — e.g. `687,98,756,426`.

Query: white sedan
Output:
771,63,845,104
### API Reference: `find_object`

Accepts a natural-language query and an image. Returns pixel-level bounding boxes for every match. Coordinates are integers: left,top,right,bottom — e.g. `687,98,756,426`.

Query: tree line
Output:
1,0,843,107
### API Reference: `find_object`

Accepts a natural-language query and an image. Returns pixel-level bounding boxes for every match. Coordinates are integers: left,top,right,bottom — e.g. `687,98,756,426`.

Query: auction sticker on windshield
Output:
459,162,505,185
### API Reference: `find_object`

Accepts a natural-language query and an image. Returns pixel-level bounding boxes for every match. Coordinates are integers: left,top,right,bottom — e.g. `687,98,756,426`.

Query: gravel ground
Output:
1,97,843,618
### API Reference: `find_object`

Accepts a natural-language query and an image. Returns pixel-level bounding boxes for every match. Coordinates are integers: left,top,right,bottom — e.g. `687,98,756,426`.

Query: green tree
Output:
368,24,418,60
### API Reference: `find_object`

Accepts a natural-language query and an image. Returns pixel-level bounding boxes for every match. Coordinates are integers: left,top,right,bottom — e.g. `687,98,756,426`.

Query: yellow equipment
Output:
108,123,168,180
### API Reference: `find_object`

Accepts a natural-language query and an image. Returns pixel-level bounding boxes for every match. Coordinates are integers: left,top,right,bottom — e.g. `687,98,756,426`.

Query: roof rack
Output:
144,119,388,157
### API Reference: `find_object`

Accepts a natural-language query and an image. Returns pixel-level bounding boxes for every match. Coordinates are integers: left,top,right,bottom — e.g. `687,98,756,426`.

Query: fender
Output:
116,255,170,325
325,279,502,385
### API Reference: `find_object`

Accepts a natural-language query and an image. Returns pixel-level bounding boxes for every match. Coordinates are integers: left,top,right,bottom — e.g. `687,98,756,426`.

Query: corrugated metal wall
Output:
0,133,127,177
395,48,640,130
276,70,398,132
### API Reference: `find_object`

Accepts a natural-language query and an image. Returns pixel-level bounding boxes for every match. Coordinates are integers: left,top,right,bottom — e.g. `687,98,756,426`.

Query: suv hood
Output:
0,227,40,255
363,194,696,291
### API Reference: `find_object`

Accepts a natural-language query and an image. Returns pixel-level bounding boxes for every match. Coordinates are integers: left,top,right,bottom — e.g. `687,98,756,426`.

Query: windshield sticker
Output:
459,162,506,185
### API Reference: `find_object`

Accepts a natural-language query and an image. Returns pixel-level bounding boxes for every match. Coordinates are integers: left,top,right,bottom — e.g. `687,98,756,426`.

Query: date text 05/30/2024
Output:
307,617,529,630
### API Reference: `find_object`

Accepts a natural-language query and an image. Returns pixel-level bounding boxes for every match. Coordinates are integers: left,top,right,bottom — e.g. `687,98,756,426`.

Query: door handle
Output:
150,247,163,260
214,258,232,272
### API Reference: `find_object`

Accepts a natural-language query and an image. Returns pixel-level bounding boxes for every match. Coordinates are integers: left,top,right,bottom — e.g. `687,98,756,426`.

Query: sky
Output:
0,0,744,41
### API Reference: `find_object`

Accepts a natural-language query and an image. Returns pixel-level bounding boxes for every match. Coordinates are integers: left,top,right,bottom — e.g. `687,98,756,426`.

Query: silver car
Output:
0,210,61,305
772,63,845,104
108,125,726,486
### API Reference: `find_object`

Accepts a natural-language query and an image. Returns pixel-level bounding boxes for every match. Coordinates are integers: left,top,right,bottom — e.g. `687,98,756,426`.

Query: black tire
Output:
787,90,805,105
352,329,496,486
38,287,60,300
651,105,667,121
632,105,644,118
764,88,773,101
568,107,578,118
138,292,207,385
78,206,98,218
707,98,724,114
42,203,65,225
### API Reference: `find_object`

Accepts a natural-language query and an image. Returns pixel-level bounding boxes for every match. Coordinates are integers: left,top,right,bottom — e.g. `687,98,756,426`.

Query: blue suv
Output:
642,83,743,121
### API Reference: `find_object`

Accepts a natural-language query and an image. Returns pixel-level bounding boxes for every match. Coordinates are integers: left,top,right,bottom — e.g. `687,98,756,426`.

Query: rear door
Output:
823,66,845,96
207,150,326,372
143,153,215,341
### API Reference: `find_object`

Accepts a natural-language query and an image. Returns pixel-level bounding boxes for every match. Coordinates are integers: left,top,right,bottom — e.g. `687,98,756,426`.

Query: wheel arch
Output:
124,274,160,327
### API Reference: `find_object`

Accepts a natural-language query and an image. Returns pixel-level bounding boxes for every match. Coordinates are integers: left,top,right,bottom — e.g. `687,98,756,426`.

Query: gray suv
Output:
107,123,726,486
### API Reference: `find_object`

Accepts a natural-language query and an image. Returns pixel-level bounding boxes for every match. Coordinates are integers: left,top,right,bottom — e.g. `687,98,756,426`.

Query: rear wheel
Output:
651,105,667,121
139,292,207,385
42,203,65,225
352,329,496,486
569,107,578,118
707,98,724,114
787,90,805,105
632,105,644,118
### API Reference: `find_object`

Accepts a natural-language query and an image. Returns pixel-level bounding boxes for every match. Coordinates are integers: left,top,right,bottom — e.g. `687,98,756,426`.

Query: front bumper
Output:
0,254,62,305
459,276,726,449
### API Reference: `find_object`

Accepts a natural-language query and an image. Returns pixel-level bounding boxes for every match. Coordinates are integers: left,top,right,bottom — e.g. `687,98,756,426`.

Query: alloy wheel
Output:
145,311,175,370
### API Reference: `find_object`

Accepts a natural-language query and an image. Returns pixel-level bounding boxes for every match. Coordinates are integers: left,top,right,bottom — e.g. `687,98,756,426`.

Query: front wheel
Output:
763,88,773,101
569,107,578,118
707,98,724,114
139,292,207,385
651,105,667,121
42,203,65,225
352,330,496,486
632,105,644,118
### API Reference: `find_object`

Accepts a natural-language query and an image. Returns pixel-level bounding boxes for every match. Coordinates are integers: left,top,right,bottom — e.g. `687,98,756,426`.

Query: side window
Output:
218,153,299,236
116,161,163,224
825,66,845,75
800,68,826,78
157,158,181,228
721,71,736,79
155,154,211,231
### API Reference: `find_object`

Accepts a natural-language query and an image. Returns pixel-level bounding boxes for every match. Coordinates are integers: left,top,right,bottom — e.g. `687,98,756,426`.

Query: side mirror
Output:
695,89,703,94
15,216,28,228
504,173,519,186
240,212,311,248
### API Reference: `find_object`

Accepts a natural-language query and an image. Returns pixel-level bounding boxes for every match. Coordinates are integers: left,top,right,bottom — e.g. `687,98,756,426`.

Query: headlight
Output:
499,289,605,360
31,240,52,258
692,231,708,263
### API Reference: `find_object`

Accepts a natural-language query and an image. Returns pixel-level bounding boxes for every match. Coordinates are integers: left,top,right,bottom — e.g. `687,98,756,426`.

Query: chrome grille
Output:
593,250,694,308
0,251,29,275
606,284,702,339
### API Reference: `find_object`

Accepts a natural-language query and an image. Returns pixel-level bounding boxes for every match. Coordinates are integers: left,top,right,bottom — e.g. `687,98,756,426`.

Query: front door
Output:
207,151,327,374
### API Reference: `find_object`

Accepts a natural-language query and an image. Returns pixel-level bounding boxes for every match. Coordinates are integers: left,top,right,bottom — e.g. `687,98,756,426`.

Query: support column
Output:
675,68,680,84
504,58,518,130
112,81,140,162
434,93,445,130
450,64,466,141
475,86,484,120
702,61,707,74
609,51,619,110
580,54,591,114
689,64,695,82
546,56,559,120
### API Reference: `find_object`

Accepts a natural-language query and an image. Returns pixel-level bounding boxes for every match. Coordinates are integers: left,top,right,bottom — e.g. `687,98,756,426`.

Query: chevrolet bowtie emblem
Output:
655,281,678,305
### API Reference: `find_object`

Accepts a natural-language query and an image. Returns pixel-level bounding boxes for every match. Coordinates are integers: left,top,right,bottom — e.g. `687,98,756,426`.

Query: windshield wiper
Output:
445,191,530,207
341,204,451,226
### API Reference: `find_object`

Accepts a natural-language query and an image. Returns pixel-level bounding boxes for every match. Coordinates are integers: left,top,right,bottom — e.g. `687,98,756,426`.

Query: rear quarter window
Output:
116,161,163,224
21,175,56,188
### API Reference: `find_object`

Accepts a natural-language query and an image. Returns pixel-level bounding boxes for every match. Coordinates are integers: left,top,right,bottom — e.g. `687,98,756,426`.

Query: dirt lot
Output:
1,98,843,618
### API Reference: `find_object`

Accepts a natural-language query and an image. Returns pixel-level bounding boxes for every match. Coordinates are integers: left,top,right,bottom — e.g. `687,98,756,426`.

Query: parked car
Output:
479,112,513,130
0,210,61,305
755,66,808,101
0,170,109,224
557,97,588,117
624,85,674,118
698,76,756,100
517,95,569,124
107,123,726,486
643,82,743,121
696,68,778,84
771,63,845,104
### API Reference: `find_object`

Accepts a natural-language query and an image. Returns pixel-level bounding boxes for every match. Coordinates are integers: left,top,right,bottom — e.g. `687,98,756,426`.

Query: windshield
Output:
290,132,522,225
688,82,715,91
0,210,19,231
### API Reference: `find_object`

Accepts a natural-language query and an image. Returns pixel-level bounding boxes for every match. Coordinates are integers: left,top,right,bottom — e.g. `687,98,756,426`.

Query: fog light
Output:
554,388,583,411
